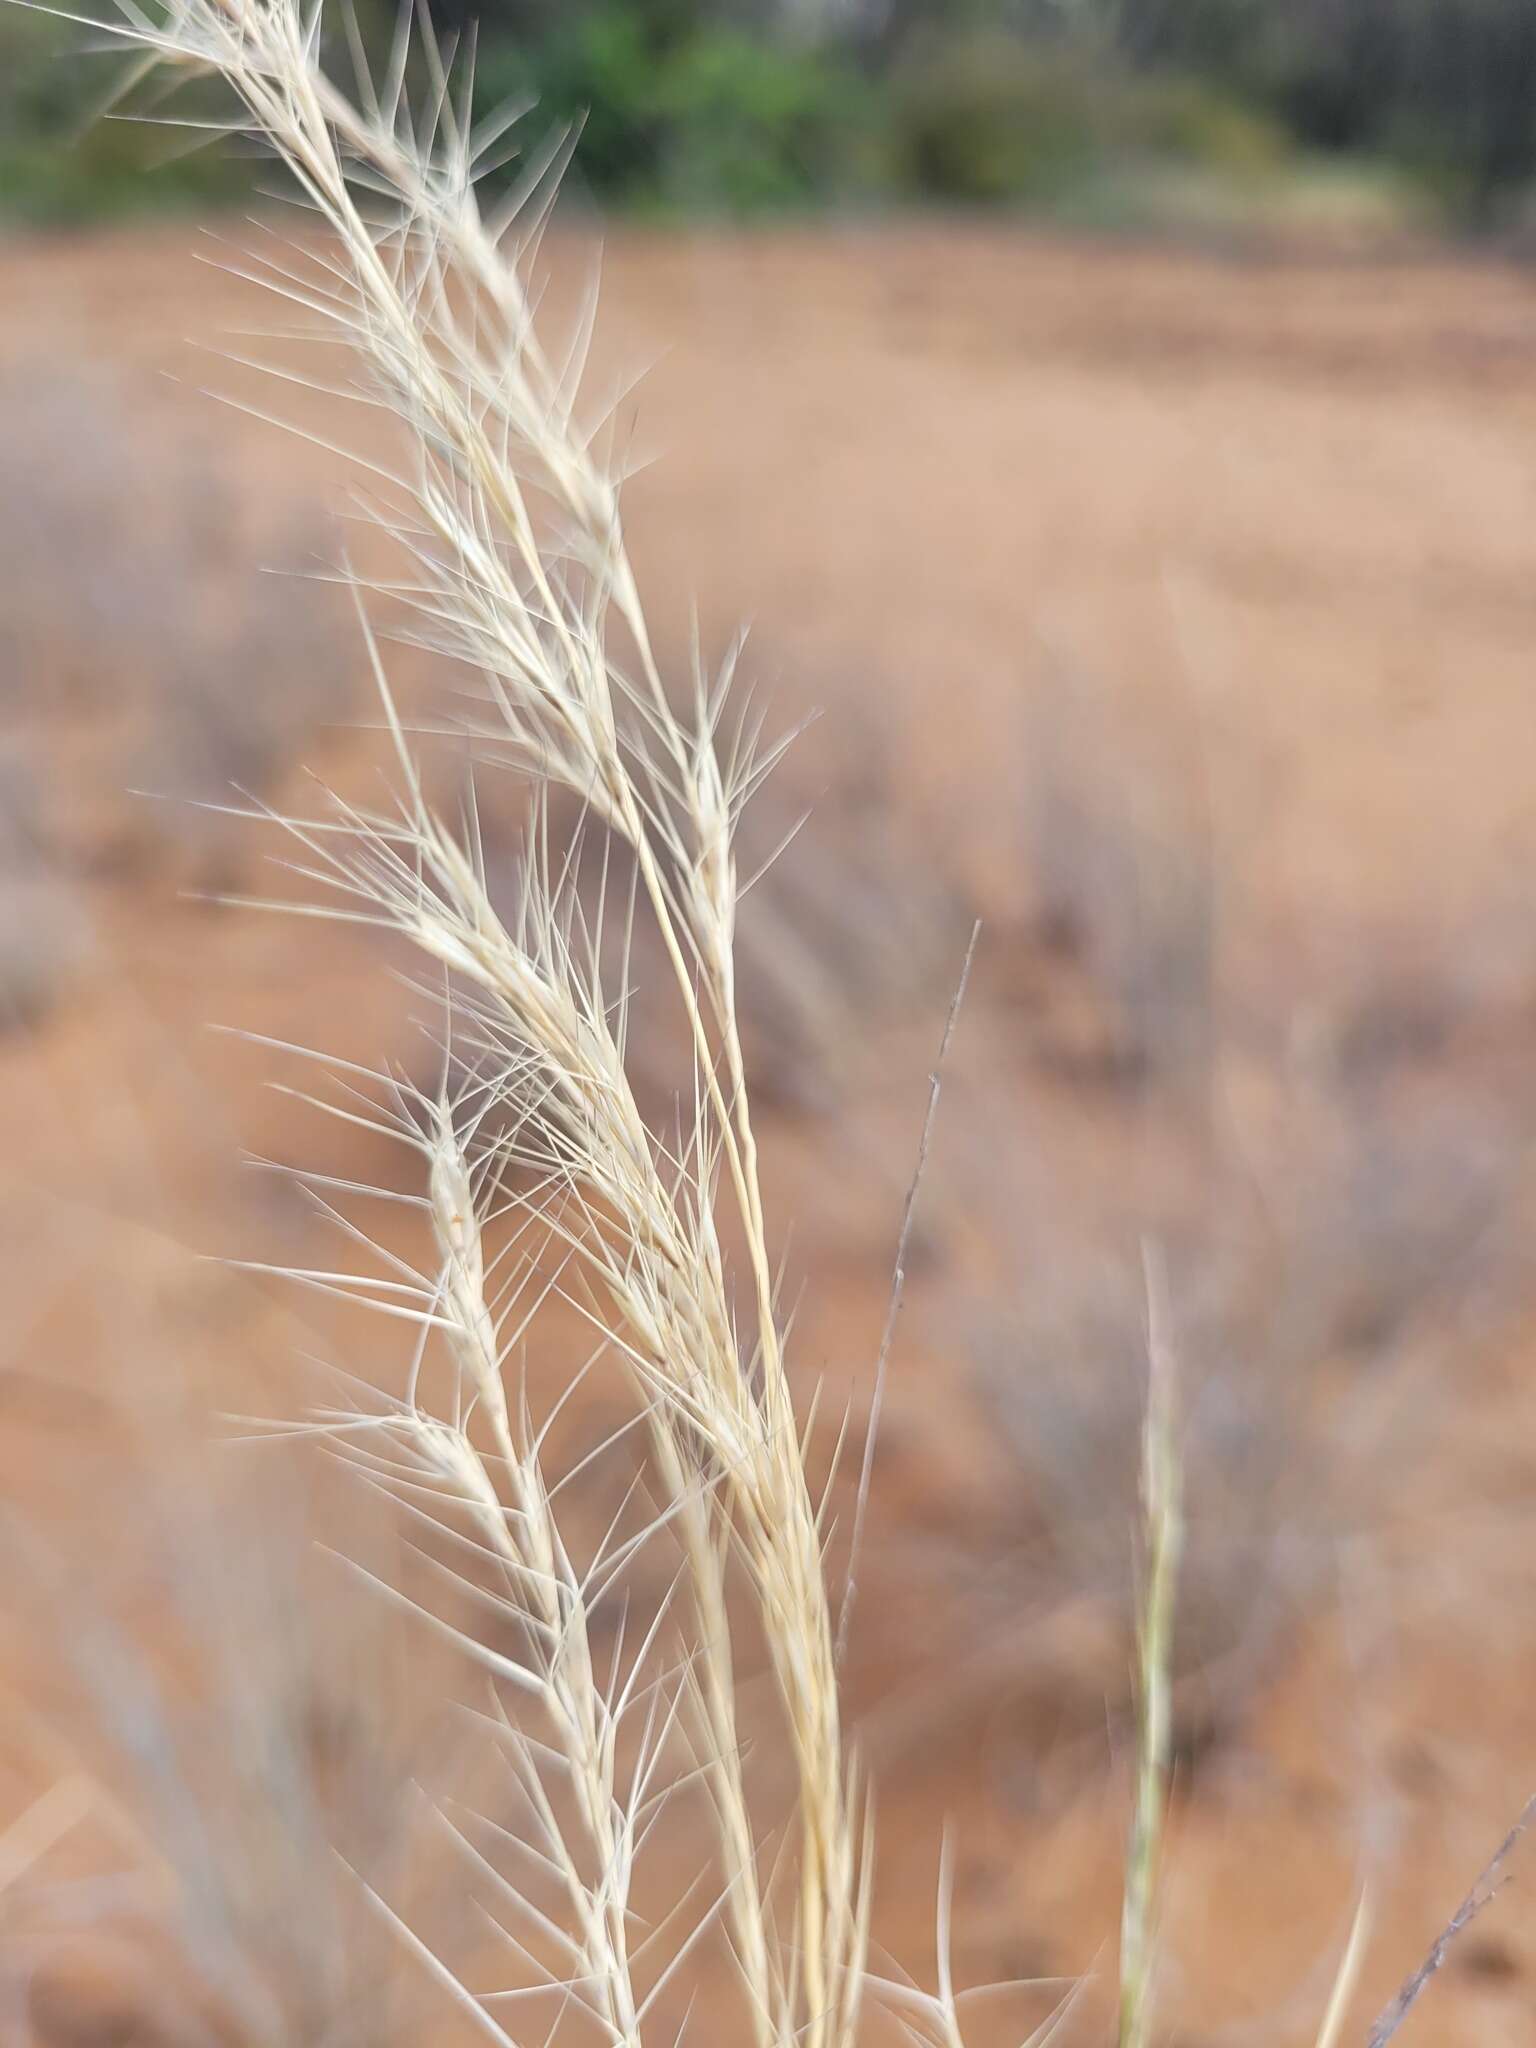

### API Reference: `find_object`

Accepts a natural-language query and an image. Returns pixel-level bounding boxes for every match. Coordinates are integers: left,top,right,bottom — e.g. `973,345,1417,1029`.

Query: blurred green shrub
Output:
0,0,1470,237
1134,73,1290,180
652,29,864,211
0,12,240,223
471,8,867,214
887,31,1289,205
478,7,661,198
1114,0,1536,222
890,36,1105,203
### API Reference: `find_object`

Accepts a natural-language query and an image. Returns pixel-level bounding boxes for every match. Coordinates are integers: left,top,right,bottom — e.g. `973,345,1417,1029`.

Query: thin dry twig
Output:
1366,1793,1536,2048
1313,1892,1372,2048
836,917,980,1667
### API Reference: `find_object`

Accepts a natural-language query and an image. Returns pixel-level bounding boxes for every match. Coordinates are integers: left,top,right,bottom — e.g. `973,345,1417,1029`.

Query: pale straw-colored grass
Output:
57,2,863,2037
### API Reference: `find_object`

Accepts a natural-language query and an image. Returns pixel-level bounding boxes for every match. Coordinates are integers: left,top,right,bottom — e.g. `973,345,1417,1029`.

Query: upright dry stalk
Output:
65,2,863,2038
1119,1245,1182,2048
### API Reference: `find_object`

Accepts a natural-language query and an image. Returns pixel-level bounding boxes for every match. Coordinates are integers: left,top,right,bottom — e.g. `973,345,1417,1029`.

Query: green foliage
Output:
1133,73,1289,181
890,35,1105,204
471,8,866,214
0,12,238,223
1115,0,1536,218
887,30,1288,206
475,7,661,198
652,29,863,212
1,0,1516,234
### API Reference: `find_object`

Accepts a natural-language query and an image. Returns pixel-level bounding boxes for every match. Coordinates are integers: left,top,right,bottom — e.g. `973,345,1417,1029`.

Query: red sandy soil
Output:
5,218,1536,2044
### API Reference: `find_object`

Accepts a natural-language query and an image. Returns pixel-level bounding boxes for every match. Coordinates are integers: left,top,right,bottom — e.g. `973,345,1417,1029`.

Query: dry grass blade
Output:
1312,1892,1371,2048
0,1779,96,1898
1366,1794,1536,2048
836,919,979,1669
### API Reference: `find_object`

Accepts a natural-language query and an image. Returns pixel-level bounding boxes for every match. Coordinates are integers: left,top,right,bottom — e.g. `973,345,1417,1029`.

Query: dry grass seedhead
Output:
25,1,869,2038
